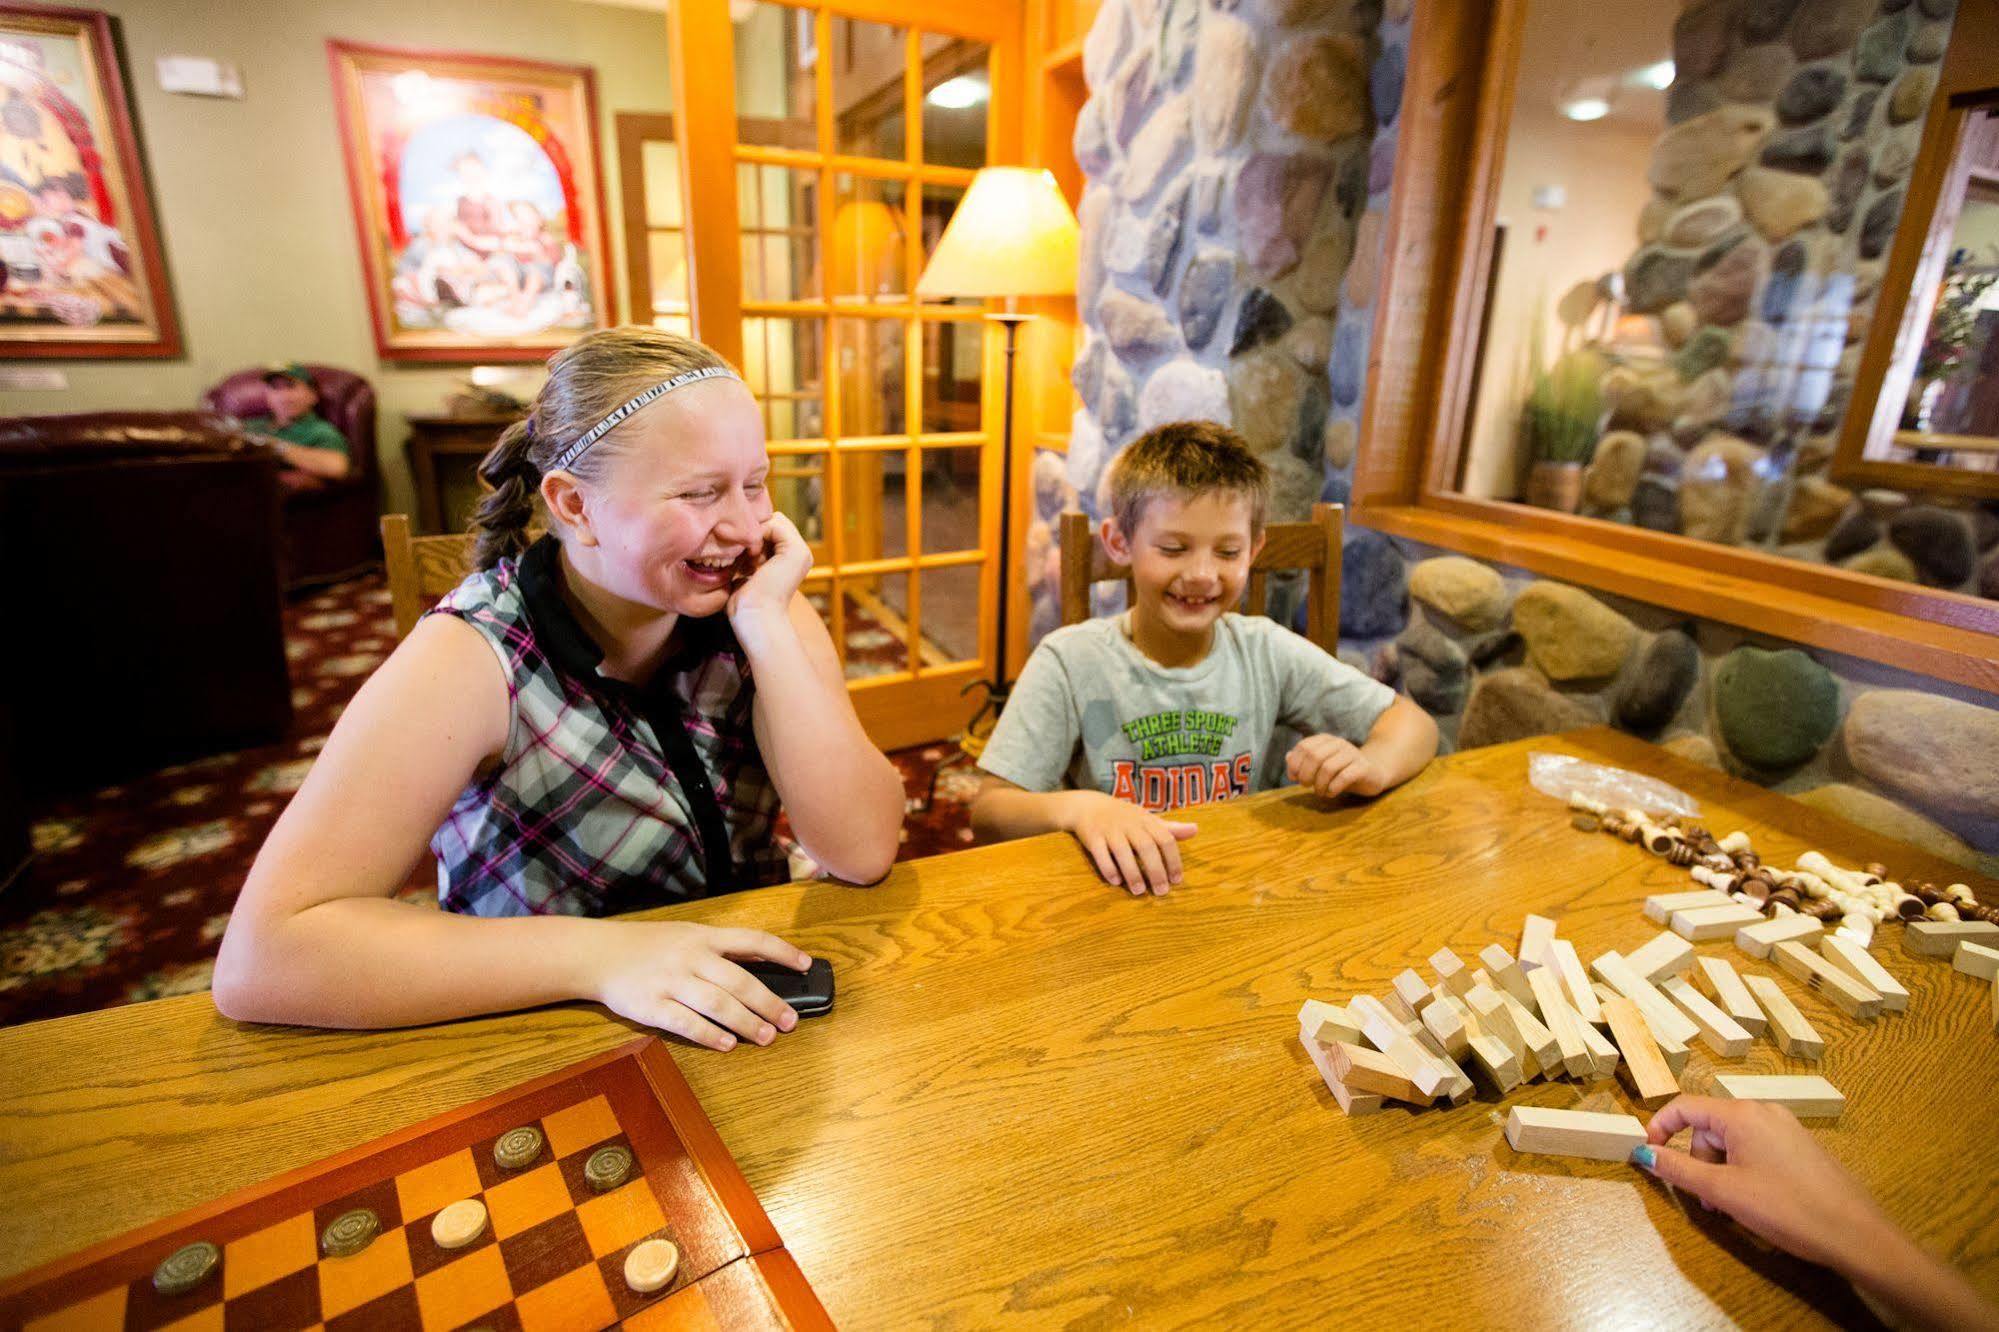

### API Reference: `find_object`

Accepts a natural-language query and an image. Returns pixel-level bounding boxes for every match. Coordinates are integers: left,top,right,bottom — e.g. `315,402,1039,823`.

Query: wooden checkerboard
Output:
0,1039,829,1331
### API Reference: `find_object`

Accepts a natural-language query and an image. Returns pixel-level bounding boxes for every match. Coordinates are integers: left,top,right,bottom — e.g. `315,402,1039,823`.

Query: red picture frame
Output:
0,3,180,358
327,40,618,363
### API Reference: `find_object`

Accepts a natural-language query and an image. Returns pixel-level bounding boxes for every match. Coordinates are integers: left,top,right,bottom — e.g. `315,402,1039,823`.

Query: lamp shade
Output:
914,166,1080,299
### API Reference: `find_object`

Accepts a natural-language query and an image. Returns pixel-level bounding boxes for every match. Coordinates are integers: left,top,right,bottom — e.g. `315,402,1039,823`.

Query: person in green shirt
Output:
241,363,351,480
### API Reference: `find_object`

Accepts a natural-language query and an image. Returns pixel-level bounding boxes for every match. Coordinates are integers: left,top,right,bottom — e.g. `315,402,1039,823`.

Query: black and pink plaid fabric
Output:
423,543,787,916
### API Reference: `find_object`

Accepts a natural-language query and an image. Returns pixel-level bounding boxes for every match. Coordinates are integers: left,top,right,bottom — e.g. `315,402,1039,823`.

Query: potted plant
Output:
1520,345,1606,513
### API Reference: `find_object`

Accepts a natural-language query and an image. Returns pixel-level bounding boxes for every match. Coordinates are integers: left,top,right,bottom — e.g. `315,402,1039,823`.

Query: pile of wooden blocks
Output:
1298,906,1854,1126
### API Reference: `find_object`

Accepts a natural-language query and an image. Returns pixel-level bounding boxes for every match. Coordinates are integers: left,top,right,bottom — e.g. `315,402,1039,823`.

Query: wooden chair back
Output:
1058,503,1345,653
381,514,478,640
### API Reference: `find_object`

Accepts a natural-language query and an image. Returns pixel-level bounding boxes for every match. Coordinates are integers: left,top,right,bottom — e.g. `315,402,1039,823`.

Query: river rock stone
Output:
1265,451,1321,522
1874,133,1917,187
1632,477,1680,531
1839,542,1908,580
1855,11,1912,81
1668,81,1724,128
1665,195,1744,249
1663,733,1722,768
1237,153,1331,278
1860,189,1903,259
1073,100,1112,176
1067,409,1106,495
1660,302,1699,347
1396,619,1470,715
1680,435,1763,543
1457,667,1601,750
1974,506,1999,552
1339,527,1408,638
1293,220,1354,314
1512,582,1637,681
1583,430,1647,510
1720,43,1796,102
1907,20,1948,61
1178,248,1233,350
1889,67,1935,124
1408,556,1509,631
1761,124,1835,174
1373,42,1406,127
1714,646,1841,769
1823,508,1880,562
1139,357,1230,431
1625,247,1696,314
1615,629,1700,733
1324,417,1357,469
1843,88,1881,139
1227,347,1310,453
1119,94,1192,204
1672,0,1736,80
1886,505,1975,586
1780,475,1854,541
1229,286,1294,356
1777,66,1846,124
1639,197,1672,245
1790,0,1875,60
1689,241,1764,326
1106,181,1187,294
1193,13,1258,152
1844,690,1999,818
1264,33,1369,142
1102,287,1180,364
1675,327,1735,381
1109,51,1156,153
1282,316,1332,368
1829,147,1870,232
1082,3,1127,89
1916,0,1956,18
1983,549,1999,599
1649,106,1775,200
1737,167,1828,239
1344,209,1384,308
1793,784,1980,869
1329,318,1366,409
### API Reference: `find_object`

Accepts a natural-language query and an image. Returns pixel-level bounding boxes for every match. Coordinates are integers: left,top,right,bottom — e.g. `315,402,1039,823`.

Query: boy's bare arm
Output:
1360,694,1439,789
969,773,1083,842
1287,695,1438,799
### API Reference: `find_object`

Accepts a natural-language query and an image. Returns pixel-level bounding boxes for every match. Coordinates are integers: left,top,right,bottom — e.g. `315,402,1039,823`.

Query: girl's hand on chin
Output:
726,512,812,627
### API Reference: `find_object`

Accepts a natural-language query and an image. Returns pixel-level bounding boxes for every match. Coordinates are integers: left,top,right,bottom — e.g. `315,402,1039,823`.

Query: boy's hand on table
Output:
591,920,811,1052
1287,734,1389,799
1062,791,1196,896
1635,1096,1904,1277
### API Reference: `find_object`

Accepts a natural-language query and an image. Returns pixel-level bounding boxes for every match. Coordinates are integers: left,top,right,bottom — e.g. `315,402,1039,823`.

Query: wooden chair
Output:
380,514,478,640
1058,503,1345,652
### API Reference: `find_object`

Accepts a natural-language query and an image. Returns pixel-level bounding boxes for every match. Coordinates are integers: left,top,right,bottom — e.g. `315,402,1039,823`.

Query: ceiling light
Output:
927,75,987,110
1563,98,1610,121
1637,60,1676,90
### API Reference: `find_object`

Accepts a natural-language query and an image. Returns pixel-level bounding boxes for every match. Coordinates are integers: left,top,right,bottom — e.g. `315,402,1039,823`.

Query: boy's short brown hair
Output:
1104,420,1270,536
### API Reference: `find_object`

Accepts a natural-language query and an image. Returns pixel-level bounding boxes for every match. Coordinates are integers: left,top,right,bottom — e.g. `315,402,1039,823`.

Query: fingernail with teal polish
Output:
1630,1144,1657,1171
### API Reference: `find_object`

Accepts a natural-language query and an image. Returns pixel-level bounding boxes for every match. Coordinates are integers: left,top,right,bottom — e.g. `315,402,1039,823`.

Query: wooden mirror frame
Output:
1834,86,1999,499
1352,0,1999,695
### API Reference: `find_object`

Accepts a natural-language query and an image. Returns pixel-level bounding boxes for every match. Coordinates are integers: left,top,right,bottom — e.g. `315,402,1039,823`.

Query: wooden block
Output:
1713,1073,1845,1120
1742,973,1825,1060
1301,1036,1386,1116
1672,902,1766,942
1626,930,1697,984
1421,993,1473,1059
1773,941,1883,1021
1902,920,1999,958
1992,972,1998,1034
1519,915,1558,969
1326,1040,1428,1104
1591,950,1701,1047
1549,939,1603,1025
1735,913,1824,961
1389,969,1431,1021
1299,999,1361,1046
1504,1106,1648,1163
1430,947,1474,997
1497,991,1563,1079
1644,888,1731,924
1480,943,1538,1008
1467,1032,1522,1093
1693,956,1766,1036
1603,997,1679,1108
1528,966,1594,1079
1658,975,1754,1058
1576,1012,1620,1080
1591,981,1621,1008
1471,967,1496,992
1954,941,1999,983
1467,987,1539,1079
1818,937,1910,1013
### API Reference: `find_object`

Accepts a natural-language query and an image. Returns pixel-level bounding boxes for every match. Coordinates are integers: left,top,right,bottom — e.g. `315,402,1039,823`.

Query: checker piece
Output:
151,1240,219,1295
493,1125,544,1170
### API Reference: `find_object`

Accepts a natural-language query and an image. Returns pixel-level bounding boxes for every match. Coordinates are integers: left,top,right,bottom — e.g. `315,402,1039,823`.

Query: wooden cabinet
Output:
404,412,521,535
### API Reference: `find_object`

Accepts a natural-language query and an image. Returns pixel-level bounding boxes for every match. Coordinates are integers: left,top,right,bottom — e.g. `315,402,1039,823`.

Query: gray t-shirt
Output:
977,612,1398,811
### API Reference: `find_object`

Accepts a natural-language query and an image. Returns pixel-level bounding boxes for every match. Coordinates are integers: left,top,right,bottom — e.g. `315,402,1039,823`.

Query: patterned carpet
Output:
1,575,979,1030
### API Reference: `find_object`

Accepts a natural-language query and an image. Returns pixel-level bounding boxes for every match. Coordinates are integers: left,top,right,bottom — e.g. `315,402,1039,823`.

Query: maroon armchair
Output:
203,364,380,590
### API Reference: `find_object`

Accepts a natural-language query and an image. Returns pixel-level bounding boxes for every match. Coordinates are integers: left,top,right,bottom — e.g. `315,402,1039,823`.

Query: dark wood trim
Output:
1354,0,1999,681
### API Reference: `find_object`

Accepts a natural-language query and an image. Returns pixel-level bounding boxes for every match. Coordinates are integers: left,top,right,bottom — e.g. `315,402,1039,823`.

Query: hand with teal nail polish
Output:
1639,1096,1999,1331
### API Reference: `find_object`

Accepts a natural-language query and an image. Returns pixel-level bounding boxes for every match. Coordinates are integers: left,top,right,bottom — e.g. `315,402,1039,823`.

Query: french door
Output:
669,0,1023,751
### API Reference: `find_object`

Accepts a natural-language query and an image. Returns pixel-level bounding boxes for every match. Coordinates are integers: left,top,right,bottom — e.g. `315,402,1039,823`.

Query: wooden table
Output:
3,728,1995,1326
404,412,522,534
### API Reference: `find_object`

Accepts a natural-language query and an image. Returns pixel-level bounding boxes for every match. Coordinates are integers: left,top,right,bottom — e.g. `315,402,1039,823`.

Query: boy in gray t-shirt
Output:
972,421,1438,897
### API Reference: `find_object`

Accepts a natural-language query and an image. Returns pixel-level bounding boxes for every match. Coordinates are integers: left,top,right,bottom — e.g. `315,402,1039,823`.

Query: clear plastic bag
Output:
1528,751,1700,819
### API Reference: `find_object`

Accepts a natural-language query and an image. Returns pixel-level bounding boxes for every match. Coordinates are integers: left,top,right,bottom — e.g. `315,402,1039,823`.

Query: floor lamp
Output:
913,167,1080,737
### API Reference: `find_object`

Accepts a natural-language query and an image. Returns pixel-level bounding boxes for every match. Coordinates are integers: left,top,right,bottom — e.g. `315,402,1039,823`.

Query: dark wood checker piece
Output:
0,1039,830,1331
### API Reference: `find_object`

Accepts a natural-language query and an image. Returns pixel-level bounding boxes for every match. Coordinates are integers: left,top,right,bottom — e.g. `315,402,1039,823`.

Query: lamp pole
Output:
986,310,1031,714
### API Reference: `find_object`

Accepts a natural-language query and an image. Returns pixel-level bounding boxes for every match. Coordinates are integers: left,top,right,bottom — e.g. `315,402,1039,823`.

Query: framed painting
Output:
0,4,179,358
327,40,616,362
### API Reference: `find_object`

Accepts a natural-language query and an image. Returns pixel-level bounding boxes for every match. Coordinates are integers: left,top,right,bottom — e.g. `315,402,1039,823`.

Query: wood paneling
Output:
1,729,1992,1325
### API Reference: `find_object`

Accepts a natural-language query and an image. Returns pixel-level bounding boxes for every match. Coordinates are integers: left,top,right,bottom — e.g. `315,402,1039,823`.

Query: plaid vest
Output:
426,536,786,916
